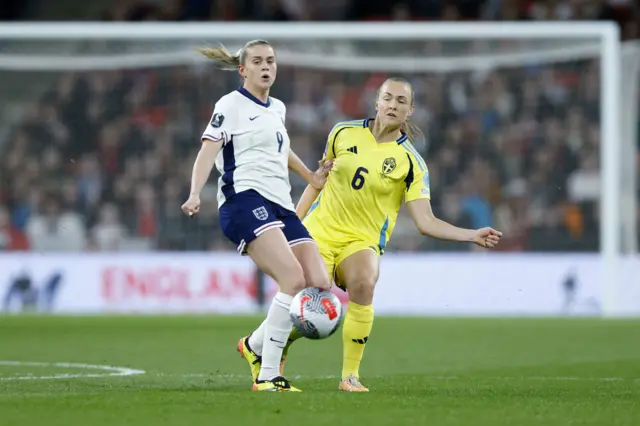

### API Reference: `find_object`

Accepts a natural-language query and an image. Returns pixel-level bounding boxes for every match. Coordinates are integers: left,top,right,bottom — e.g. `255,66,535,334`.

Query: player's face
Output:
375,81,414,128
239,45,277,91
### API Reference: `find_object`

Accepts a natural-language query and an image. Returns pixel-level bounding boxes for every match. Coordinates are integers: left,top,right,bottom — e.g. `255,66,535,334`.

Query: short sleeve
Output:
404,152,431,203
323,126,340,162
201,96,238,144
322,120,365,162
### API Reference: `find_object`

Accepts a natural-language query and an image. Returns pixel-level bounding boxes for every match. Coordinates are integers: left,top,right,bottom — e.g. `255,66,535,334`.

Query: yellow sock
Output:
341,302,374,379
282,327,304,357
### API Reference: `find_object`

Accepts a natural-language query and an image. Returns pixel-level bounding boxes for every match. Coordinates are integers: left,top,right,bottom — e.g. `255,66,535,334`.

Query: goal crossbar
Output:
0,22,620,40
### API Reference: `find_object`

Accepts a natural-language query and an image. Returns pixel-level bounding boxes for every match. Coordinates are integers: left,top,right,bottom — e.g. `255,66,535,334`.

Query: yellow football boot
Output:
252,376,301,392
236,336,261,383
238,335,290,383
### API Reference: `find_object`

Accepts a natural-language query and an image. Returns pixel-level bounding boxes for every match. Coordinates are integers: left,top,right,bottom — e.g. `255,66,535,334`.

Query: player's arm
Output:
192,99,236,196
182,98,235,216
182,141,223,216
189,141,223,198
407,199,484,246
296,184,320,219
288,150,332,190
404,153,502,248
288,150,313,183
294,125,341,218
294,155,333,218
283,99,331,189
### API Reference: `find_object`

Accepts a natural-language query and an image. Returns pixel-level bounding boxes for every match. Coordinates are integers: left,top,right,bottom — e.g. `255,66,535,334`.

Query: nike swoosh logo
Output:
249,116,259,121
269,337,284,344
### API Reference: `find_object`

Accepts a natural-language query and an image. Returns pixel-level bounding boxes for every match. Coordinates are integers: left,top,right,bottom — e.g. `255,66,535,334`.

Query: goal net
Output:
0,23,636,314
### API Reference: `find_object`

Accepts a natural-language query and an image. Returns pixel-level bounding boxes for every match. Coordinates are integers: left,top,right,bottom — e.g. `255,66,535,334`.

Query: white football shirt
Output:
201,88,294,211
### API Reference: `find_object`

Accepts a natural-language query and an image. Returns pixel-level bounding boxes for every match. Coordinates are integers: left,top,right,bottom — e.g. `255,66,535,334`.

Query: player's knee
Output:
278,263,306,296
346,275,376,305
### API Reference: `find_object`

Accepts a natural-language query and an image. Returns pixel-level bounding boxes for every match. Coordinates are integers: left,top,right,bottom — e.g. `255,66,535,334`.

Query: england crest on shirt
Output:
253,206,269,221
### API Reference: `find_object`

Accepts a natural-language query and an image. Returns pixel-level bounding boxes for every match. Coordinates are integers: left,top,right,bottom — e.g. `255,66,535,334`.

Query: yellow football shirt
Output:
303,118,430,253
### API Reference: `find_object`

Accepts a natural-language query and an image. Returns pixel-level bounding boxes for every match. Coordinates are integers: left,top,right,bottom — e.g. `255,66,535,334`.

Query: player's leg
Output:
219,190,302,391
240,226,310,363
252,241,335,377
290,242,331,289
245,227,305,390
278,212,333,374
244,241,334,377
278,207,332,289
245,208,331,351
335,244,379,392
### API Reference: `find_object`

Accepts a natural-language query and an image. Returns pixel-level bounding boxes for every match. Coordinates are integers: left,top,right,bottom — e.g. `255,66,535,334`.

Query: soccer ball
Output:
289,287,342,340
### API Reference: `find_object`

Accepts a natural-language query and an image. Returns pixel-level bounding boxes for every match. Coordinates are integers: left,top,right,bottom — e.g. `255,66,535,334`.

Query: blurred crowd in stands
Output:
100,0,638,40
0,0,638,253
2,0,639,33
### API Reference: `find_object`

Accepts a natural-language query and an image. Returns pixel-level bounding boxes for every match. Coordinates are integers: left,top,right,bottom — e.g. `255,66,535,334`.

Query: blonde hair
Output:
378,77,425,143
197,39,272,71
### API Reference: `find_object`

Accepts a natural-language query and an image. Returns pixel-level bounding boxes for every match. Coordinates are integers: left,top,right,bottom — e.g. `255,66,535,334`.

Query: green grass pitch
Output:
1,315,639,426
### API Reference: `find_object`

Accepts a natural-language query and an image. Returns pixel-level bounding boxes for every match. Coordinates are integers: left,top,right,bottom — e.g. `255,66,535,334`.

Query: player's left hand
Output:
310,159,334,190
473,227,503,249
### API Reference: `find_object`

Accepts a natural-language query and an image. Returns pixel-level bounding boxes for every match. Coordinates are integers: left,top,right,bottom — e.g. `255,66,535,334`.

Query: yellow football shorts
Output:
312,236,380,290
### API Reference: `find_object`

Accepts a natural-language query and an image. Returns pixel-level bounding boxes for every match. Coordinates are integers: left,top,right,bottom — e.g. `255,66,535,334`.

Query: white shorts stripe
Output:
254,221,284,237
289,238,315,247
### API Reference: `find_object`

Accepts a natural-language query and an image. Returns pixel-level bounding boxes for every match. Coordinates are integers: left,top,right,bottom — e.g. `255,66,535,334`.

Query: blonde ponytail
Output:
196,44,241,70
197,39,272,71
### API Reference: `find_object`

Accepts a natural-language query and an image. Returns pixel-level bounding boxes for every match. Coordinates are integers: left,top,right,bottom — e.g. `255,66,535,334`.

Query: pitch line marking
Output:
0,361,146,381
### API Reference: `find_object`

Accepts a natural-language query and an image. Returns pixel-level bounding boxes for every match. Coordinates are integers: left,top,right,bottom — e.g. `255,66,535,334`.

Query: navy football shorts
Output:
219,189,314,255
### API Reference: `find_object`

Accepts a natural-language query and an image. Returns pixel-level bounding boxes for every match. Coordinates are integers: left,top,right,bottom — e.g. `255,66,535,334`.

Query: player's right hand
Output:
181,194,201,216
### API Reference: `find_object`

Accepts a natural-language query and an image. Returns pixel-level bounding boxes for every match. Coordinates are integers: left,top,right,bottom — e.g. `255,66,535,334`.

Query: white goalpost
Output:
0,22,636,316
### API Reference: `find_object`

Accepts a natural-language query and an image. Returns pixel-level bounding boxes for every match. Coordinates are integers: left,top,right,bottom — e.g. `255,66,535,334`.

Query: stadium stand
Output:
0,0,638,253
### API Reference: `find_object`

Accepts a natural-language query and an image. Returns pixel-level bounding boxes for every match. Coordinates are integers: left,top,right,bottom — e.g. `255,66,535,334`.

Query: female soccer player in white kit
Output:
181,40,330,392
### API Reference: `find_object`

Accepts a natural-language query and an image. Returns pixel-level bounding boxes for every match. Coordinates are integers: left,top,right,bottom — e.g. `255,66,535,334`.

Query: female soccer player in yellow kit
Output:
284,77,503,392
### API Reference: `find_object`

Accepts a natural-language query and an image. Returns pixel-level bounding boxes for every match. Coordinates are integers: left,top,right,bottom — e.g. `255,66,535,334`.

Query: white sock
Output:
258,292,293,382
247,320,267,355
